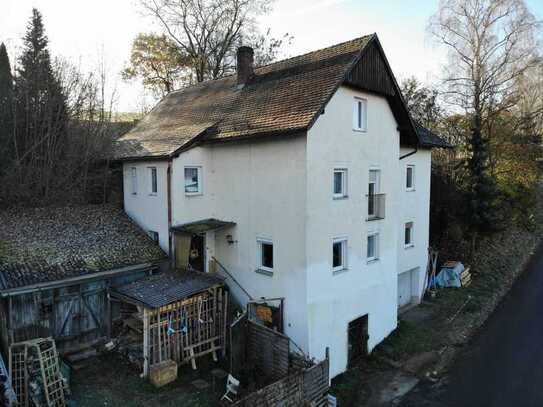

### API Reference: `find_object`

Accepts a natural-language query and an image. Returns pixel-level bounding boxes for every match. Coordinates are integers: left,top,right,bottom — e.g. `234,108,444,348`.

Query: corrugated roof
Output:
0,204,166,290
112,271,224,308
113,35,374,160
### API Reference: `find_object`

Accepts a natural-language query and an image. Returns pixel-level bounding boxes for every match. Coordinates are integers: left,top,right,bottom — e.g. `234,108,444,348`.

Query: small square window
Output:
406,165,415,190
332,238,348,272
257,239,274,272
367,233,379,261
130,167,137,195
405,222,414,247
353,98,367,131
184,167,202,194
333,169,348,199
149,167,157,194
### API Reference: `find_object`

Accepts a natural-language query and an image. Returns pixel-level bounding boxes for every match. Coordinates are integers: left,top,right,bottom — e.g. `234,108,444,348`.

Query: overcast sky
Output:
2,0,542,112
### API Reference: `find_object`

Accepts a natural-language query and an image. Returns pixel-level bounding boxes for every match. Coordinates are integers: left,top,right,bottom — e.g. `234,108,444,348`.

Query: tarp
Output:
435,262,465,288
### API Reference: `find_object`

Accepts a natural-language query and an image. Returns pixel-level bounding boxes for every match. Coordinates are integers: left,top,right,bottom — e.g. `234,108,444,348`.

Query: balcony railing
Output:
366,193,386,221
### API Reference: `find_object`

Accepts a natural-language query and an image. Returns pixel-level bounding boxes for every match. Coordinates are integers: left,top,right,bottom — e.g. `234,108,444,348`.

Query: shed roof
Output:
111,271,224,308
0,204,166,291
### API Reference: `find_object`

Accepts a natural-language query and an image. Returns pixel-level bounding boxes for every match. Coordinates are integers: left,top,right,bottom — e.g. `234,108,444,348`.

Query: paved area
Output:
401,243,543,407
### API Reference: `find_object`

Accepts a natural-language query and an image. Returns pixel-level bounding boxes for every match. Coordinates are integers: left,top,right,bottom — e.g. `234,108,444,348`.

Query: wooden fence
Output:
246,320,290,381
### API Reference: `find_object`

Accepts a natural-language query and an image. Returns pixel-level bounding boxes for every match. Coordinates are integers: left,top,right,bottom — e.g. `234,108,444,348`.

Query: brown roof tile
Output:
114,35,374,160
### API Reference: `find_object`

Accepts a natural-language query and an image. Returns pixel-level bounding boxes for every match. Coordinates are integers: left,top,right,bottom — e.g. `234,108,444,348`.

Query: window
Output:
368,169,380,217
257,239,274,272
333,169,348,199
405,222,414,247
406,165,415,191
149,167,157,194
353,97,367,131
367,233,379,261
184,166,202,194
332,238,348,272
148,231,159,243
130,167,137,195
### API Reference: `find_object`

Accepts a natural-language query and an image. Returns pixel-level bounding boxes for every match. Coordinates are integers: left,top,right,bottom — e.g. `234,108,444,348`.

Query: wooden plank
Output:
143,308,150,377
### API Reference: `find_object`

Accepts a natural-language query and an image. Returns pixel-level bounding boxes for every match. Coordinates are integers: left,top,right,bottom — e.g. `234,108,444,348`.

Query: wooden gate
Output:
53,281,107,348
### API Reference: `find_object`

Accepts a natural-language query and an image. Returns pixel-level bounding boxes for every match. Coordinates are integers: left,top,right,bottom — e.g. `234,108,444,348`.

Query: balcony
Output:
366,193,386,221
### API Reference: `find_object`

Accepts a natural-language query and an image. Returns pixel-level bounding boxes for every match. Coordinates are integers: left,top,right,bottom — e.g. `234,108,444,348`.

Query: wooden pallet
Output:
460,267,472,287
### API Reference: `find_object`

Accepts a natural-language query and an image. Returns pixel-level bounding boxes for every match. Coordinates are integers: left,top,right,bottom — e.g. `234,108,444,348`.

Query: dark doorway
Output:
189,234,205,271
348,314,368,367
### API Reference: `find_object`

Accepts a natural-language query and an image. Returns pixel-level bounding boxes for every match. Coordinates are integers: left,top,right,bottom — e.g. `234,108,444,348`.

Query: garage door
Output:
398,271,412,308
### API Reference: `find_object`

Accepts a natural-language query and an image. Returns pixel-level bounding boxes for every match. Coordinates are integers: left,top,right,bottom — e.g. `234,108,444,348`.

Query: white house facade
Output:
115,34,450,378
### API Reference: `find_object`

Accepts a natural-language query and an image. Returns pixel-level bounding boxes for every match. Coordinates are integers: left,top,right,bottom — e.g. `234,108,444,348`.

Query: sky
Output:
2,0,543,112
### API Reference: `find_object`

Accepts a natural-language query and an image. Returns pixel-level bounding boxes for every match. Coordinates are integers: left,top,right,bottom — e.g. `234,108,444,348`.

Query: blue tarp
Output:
435,262,465,288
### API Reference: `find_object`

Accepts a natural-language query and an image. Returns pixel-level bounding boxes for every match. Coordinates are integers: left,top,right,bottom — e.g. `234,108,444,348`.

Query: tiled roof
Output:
415,123,453,149
112,271,224,308
114,35,374,160
0,204,166,291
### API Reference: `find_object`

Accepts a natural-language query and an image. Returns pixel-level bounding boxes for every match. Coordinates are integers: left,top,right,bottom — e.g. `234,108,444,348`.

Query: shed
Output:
0,204,167,356
111,271,228,377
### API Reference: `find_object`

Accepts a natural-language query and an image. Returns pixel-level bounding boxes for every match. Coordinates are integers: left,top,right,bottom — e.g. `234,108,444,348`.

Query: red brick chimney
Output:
236,46,254,85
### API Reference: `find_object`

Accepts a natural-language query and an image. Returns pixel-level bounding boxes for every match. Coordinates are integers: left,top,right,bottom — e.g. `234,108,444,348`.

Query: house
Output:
114,34,450,377
0,204,167,355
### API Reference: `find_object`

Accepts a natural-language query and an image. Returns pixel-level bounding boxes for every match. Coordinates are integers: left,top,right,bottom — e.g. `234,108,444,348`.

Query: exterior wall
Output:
170,138,310,350
123,161,170,252
305,86,401,377
397,148,432,305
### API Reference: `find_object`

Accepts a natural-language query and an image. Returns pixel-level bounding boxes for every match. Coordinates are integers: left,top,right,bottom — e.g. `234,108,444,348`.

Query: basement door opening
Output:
347,314,369,368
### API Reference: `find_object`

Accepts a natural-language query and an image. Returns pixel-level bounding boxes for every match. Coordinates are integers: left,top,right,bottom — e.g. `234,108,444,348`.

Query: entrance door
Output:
189,234,205,271
398,271,412,308
347,315,368,367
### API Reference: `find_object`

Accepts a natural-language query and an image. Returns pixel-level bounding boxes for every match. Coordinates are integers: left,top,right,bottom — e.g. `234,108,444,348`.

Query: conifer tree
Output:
0,43,13,171
14,8,68,198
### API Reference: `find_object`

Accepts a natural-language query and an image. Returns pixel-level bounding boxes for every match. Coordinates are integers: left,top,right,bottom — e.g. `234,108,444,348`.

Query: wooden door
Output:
347,315,368,367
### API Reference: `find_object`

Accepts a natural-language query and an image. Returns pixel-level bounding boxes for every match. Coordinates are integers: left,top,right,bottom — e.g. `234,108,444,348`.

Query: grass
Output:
70,353,223,407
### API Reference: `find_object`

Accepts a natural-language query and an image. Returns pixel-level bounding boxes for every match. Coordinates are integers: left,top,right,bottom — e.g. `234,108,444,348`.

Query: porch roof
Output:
111,271,224,308
170,218,236,234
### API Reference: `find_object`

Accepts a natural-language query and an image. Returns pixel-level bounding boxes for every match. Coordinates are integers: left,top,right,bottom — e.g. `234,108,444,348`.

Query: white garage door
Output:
398,271,412,308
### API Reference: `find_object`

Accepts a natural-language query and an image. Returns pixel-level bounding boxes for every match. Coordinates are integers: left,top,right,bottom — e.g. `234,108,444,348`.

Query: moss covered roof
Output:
0,204,166,290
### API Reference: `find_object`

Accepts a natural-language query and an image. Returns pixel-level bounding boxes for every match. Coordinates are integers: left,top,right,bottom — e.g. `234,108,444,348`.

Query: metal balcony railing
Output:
366,193,386,221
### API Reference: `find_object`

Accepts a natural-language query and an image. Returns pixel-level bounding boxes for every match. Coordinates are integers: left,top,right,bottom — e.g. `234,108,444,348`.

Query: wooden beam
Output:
143,308,150,378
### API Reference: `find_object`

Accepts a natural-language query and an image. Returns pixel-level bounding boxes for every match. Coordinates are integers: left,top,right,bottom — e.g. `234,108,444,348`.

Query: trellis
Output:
9,337,66,407
143,287,228,376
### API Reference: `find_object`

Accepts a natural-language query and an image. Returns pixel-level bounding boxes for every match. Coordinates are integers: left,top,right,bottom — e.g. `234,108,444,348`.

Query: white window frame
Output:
333,168,348,199
367,232,379,262
148,230,159,243
406,165,415,191
257,238,274,273
184,166,203,195
353,97,368,132
368,168,381,217
404,222,414,248
149,167,157,195
332,237,348,273
130,167,137,195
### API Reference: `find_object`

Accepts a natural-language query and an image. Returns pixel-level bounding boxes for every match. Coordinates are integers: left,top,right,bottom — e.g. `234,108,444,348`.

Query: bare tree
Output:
429,0,541,238
138,0,288,83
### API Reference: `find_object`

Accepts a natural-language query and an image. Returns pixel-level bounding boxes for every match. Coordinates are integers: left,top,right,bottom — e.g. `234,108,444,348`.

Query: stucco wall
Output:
397,148,432,303
170,138,310,350
305,86,401,377
122,161,170,252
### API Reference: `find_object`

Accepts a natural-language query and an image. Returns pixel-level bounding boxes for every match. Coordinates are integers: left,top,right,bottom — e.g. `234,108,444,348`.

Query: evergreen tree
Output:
14,8,68,199
0,42,13,171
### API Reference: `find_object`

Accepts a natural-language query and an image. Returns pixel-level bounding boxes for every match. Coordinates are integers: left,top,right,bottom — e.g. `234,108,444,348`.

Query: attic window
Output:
353,97,367,132
184,166,202,195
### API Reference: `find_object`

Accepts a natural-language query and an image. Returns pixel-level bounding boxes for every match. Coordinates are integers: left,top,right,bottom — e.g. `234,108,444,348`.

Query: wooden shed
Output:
111,271,228,377
0,204,167,356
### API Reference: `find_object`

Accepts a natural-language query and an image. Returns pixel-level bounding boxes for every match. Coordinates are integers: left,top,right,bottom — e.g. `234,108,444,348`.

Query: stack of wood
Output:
460,267,472,287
